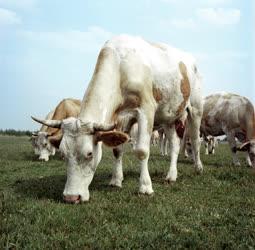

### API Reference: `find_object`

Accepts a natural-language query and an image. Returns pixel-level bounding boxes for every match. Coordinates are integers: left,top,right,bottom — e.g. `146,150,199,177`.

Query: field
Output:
1,135,255,249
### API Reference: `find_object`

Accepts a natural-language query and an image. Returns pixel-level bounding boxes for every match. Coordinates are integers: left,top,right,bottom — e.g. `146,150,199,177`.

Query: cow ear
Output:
95,131,129,147
49,133,63,148
238,141,250,151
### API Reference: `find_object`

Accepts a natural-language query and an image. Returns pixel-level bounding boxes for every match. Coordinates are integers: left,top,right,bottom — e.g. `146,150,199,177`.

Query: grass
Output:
0,135,255,249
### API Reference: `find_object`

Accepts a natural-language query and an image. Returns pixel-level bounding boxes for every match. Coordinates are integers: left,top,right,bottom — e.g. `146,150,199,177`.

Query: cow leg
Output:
164,136,169,156
246,153,252,167
187,109,203,173
204,142,209,155
225,132,241,166
160,134,165,155
211,146,215,154
165,126,181,182
51,147,56,156
109,146,124,187
134,107,155,195
161,134,168,156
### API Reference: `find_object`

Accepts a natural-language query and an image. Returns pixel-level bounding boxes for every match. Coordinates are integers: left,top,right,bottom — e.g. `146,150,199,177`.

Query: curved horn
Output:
237,141,250,152
32,132,38,136
31,116,62,128
93,123,116,132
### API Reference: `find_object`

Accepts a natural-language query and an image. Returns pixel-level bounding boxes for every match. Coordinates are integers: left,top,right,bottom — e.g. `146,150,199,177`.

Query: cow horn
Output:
237,141,250,151
93,123,116,132
31,116,62,128
32,132,38,136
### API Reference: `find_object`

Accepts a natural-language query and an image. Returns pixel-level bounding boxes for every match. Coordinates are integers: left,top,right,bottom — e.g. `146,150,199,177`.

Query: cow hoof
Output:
195,164,203,174
234,162,241,167
165,173,177,183
165,178,176,185
109,178,122,188
139,185,154,195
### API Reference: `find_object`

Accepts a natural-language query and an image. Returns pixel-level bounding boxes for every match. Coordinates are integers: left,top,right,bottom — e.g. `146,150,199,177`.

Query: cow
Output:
200,93,255,167
151,130,160,146
158,128,169,156
184,135,218,157
129,124,160,149
32,35,203,203
31,110,55,156
31,98,81,161
203,135,217,155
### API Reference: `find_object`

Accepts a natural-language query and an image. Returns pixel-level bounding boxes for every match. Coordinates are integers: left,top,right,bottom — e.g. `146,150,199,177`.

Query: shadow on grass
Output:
14,175,66,202
13,167,171,202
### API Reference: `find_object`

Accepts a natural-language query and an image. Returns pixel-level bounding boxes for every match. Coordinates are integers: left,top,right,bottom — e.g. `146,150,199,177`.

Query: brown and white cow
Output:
203,135,217,155
32,35,203,203
201,93,255,167
32,98,81,161
31,109,55,157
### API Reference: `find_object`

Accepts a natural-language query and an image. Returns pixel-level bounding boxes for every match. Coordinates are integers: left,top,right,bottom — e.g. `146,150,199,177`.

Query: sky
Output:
0,0,254,130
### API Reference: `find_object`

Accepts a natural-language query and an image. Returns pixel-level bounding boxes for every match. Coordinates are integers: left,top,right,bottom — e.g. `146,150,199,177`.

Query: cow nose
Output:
84,151,93,160
63,195,81,204
39,156,48,161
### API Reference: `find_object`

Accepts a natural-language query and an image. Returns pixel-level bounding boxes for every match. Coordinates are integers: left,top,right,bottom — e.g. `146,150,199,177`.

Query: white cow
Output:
32,35,203,203
201,93,255,167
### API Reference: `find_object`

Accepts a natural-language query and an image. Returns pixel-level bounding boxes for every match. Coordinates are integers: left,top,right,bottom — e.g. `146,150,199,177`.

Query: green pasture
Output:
0,135,254,249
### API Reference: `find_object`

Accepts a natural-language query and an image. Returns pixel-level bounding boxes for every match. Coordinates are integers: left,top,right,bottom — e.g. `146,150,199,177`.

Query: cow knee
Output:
135,148,148,160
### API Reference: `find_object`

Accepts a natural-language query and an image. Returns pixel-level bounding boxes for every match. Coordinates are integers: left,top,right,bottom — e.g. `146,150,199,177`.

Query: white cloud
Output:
20,26,113,53
196,8,240,25
0,8,21,26
0,0,37,10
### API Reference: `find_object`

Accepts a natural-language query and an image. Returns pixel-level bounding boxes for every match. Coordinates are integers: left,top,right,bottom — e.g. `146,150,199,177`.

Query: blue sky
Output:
0,0,254,130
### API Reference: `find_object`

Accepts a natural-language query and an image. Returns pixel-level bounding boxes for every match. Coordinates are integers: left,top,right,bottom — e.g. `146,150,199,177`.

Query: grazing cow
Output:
129,124,160,148
31,110,55,156
158,128,169,156
32,98,81,161
185,135,217,157
151,130,160,146
32,35,203,203
201,93,255,167
203,135,217,155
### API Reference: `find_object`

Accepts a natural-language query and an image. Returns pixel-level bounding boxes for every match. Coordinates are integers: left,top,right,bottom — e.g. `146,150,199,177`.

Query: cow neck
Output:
79,69,121,125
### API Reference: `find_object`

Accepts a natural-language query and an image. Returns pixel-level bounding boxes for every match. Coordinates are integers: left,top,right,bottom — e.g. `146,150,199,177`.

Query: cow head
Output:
238,140,255,168
31,116,129,203
31,131,56,161
206,136,216,154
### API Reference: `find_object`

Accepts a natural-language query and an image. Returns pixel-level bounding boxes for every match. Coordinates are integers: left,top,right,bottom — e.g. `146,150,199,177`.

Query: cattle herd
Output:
30,35,255,204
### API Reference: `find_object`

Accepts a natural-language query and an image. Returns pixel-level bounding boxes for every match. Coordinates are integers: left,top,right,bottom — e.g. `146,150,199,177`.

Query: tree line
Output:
0,129,32,136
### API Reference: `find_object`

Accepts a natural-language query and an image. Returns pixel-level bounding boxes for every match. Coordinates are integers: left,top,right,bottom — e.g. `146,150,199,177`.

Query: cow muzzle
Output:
39,155,49,161
63,195,81,204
